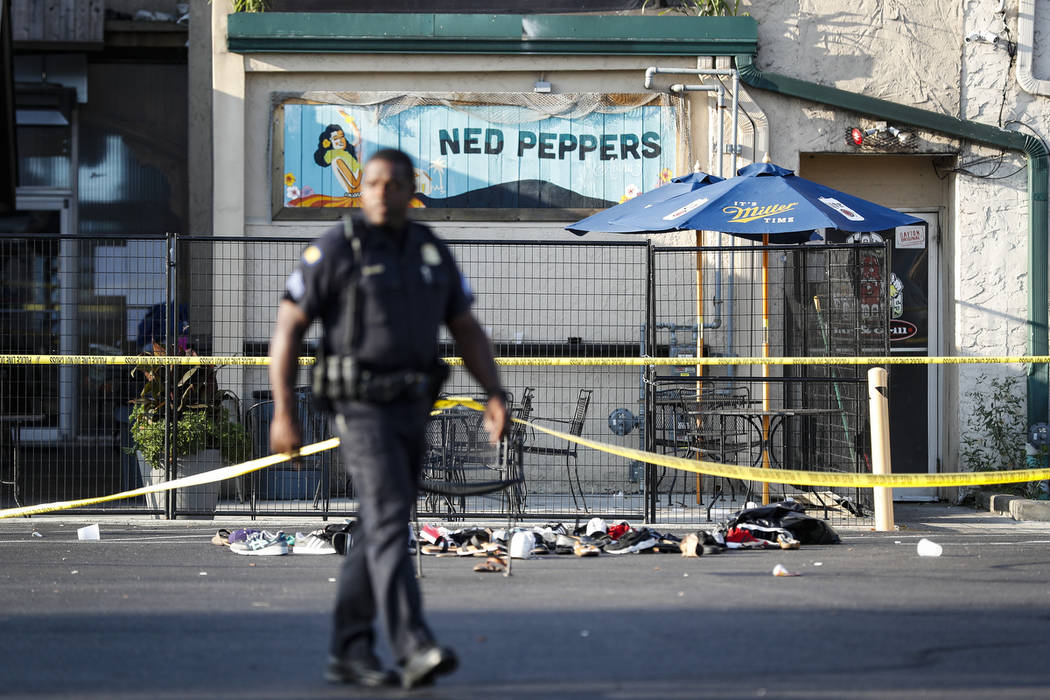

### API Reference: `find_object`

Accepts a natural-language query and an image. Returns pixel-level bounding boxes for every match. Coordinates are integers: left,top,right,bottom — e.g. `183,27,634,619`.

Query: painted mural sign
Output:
280,100,677,210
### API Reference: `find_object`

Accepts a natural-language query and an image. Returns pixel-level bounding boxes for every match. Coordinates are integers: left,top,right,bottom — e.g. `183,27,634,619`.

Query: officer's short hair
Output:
368,149,415,184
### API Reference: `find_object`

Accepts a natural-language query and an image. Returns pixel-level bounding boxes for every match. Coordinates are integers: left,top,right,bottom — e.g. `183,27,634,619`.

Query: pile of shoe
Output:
574,517,683,555
415,525,504,557
210,527,341,556
678,530,728,557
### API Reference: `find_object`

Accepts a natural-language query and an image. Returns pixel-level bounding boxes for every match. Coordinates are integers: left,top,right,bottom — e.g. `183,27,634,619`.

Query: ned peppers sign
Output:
279,97,678,211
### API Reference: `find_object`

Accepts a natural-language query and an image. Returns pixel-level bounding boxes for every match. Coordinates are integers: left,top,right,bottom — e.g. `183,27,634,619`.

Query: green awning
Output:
227,13,757,56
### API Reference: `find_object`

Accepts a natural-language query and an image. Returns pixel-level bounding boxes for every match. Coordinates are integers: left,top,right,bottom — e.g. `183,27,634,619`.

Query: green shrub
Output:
960,375,1045,498
127,344,251,471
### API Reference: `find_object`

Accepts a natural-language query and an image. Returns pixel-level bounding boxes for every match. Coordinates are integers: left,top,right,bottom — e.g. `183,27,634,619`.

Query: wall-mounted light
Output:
533,80,551,93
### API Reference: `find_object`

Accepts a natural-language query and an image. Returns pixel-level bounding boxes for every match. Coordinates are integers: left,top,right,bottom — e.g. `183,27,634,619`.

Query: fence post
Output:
644,242,656,523
164,231,177,519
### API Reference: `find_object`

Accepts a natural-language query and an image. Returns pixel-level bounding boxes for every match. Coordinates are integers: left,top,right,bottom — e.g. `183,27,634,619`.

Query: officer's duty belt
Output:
314,355,435,403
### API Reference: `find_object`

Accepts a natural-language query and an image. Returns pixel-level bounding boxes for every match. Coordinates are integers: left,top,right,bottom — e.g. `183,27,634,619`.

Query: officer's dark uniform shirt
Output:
283,219,473,372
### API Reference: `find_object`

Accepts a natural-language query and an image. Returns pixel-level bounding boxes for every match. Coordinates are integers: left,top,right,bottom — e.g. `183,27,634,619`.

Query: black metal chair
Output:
243,387,335,513
419,394,526,517
523,388,592,512
415,396,525,577
506,386,534,509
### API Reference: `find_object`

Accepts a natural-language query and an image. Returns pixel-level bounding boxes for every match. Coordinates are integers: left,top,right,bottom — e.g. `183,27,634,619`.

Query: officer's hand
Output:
270,411,303,457
483,395,510,445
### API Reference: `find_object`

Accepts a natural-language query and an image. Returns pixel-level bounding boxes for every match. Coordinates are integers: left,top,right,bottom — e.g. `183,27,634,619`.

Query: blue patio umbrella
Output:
567,162,923,503
565,170,723,235
568,162,922,238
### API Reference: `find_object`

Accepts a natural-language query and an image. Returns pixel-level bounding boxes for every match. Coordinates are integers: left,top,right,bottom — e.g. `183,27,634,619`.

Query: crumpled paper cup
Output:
77,524,100,541
772,563,800,577
916,538,943,557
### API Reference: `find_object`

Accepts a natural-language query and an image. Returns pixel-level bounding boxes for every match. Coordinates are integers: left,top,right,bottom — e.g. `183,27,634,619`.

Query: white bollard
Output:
868,367,895,531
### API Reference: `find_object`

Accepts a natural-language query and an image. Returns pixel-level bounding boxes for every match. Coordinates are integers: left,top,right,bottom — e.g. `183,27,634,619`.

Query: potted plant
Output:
128,343,251,517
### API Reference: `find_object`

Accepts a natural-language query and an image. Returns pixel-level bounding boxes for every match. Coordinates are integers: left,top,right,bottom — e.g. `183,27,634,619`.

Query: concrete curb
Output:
976,491,1050,521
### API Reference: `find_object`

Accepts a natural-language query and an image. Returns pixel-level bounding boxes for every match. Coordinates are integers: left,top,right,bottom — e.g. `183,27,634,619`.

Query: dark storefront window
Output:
0,210,61,426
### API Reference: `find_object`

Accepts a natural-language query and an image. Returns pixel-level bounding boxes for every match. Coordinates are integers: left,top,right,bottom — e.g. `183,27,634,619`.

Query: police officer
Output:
268,148,509,689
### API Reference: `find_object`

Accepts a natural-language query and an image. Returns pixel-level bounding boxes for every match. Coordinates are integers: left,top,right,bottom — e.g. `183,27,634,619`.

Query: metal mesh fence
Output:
648,243,888,525
0,233,885,526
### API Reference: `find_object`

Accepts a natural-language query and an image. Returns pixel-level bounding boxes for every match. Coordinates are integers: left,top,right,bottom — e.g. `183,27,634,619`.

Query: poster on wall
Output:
278,94,679,213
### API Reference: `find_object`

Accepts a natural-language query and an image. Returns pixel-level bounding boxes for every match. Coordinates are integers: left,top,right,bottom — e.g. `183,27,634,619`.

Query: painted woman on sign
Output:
313,117,363,198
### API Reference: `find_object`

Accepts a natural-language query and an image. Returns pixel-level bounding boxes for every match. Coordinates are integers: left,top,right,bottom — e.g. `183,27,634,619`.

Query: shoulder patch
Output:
461,273,474,302
302,245,323,265
285,269,306,302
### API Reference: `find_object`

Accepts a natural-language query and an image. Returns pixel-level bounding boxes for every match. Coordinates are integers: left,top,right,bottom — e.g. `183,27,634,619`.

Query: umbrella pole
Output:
695,231,704,504
761,234,771,505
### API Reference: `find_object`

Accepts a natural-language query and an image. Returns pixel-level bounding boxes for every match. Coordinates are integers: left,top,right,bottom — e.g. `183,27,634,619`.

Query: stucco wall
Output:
740,0,1045,485
751,0,962,116
210,2,1050,495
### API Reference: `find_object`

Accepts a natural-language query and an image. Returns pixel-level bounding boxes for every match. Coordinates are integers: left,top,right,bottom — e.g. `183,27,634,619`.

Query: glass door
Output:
888,212,939,500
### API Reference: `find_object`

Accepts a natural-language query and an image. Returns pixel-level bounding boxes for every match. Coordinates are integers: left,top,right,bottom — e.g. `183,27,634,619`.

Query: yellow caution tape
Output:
0,438,340,519
472,355,1050,367
4,397,1047,520
0,354,1049,367
433,398,1050,489
0,355,298,366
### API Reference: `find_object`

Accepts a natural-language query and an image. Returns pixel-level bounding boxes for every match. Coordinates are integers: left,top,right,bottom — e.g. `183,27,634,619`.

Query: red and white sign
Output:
890,319,917,342
896,225,925,249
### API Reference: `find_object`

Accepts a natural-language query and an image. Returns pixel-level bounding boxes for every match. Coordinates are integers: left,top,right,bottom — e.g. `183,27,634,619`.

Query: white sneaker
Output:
294,531,337,555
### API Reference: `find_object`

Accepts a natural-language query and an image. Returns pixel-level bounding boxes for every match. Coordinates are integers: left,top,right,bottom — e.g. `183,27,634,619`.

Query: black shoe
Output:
554,533,576,555
325,655,398,688
604,527,659,555
401,644,458,689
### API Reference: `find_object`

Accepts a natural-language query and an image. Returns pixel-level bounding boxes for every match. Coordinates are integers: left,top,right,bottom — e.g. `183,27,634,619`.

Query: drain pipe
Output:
669,82,726,332
649,65,767,370
645,65,735,90
1017,0,1050,96
734,53,1050,428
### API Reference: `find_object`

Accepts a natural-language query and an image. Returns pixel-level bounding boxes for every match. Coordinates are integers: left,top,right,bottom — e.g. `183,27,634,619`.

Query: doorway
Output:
798,154,946,499
887,212,939,499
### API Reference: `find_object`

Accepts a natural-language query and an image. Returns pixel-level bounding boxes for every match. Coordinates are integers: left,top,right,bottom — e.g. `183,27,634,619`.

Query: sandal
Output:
473,556,505,573
573,542,599,557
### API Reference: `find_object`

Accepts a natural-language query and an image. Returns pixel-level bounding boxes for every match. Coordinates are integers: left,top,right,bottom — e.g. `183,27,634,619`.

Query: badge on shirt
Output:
302,245,323,265
421,243,441,266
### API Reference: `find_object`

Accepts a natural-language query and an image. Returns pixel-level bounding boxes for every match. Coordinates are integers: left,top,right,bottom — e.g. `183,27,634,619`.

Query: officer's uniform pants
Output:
329,400,435,663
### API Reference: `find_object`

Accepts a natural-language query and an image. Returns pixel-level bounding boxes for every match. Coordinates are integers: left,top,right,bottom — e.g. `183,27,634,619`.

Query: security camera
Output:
887,126,910,144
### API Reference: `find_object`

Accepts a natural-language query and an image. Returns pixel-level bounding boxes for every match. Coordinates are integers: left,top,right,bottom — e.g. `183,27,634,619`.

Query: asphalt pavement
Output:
2,504,1050,700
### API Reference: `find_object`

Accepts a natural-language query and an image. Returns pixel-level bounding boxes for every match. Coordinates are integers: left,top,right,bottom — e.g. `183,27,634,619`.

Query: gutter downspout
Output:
1017,0,1050,97
734,54,1050,428
669,83,726,332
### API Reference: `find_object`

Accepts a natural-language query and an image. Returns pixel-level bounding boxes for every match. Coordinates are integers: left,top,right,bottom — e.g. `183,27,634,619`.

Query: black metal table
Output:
689,407,836,518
